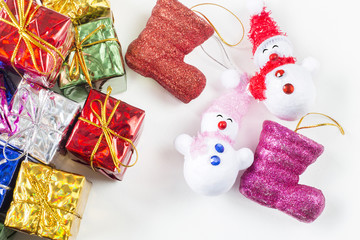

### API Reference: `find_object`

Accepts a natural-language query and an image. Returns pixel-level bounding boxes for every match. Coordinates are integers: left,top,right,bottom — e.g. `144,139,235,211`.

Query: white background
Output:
14,0,359,239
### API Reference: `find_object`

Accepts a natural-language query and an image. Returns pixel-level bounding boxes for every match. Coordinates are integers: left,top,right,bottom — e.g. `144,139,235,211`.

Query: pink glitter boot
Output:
125,0,214,103
240,120,325,223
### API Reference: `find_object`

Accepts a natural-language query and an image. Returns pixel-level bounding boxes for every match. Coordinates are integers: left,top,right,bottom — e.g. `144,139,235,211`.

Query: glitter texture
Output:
125,0,214,103
240,121,325,223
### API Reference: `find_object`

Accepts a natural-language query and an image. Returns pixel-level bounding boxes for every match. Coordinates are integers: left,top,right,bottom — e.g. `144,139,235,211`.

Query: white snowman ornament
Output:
247,0,318,121
175,73,254,196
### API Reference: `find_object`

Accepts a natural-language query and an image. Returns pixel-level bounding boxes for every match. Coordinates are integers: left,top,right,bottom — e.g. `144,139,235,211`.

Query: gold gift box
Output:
41,0,111,24
4,161,92,240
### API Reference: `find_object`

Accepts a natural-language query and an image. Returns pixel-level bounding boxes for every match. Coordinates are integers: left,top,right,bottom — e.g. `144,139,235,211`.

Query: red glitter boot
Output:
125,0,214,103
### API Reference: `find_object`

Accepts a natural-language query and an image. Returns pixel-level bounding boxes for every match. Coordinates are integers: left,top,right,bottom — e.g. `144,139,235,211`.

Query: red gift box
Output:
0,0,74,88
66,88,145,180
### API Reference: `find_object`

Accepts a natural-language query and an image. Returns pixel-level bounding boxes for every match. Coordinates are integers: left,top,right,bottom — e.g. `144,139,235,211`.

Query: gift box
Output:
0,72,13,135
0,145,22,220
4,161,91,240
59,17,126,102
0,223,15,240
6,79,81,164
41,0,111,24
0,0,74,88
66,88,145,180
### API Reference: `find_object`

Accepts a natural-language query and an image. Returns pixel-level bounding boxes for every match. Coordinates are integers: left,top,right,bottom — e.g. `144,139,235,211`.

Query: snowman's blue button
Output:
215,143,224,153
210,155,221,166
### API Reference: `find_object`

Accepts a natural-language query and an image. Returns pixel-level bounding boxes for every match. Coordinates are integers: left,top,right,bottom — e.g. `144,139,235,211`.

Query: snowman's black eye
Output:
227,118,233,123
217,114,223,118
272,45,279,49
263,48,268,53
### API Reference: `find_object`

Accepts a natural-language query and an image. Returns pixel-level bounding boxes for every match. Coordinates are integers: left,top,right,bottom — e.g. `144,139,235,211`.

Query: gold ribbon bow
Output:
14,166,81,238
78,87,138,172
68,24,120,88
0,0,64,76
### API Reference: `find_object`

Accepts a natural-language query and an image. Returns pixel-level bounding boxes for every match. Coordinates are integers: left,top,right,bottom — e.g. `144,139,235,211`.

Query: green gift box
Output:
59,17,126,102
0,223,15,240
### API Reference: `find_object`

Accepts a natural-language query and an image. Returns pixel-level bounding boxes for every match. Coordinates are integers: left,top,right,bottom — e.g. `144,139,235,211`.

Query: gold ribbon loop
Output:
295,112,345,135
190,3,245,47
78,87,138,172
68,24,120,88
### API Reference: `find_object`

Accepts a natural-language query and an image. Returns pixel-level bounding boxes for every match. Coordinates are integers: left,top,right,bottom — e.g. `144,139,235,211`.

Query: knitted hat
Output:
249,8,288,55
205,74,251,126
249,56,296,101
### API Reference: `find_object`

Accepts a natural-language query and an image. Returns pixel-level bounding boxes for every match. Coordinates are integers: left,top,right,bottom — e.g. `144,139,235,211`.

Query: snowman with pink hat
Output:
247,0,318,121
174,74,254,196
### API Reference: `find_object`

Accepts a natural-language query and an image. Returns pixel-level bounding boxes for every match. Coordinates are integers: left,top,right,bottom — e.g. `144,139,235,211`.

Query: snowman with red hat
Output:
174,74,253,196
247,0,318,121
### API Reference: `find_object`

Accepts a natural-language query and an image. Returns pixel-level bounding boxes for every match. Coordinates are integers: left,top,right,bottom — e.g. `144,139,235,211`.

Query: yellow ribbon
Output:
16,166,81,238
295,112,345,135
190,3,245,47
78,87,138,172
0,0,65,76
0,86,6,91
68,24,120,88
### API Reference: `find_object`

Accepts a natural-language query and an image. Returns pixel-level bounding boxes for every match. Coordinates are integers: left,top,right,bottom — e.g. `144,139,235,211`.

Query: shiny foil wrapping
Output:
59,18,126,102
0,223,15,240
0,0,74,88
66,89,145,180
7,79,81,164
0,145,22,219
4,161,92,240
41,0,111,24
125,0,214,103
240,121,325,223
0,72,13,135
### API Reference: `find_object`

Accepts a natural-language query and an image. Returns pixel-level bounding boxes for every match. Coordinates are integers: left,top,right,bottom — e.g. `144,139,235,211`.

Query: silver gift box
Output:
6,79,81,164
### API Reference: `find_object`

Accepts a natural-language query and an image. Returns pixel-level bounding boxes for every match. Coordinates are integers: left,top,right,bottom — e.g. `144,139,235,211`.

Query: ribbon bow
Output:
2,87,63,162
0,0,64,76
13,165,81,238
78,87,138,172
68,24,120,88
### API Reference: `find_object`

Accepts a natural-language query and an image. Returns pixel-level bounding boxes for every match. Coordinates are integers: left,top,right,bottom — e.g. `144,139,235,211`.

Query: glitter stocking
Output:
125,0,214,103
240,120,325,223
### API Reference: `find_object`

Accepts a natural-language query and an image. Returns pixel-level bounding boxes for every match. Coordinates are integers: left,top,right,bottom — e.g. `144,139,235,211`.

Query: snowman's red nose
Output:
218,121,227,130
275,69,285,78
269,53,279,61
283,83,294,94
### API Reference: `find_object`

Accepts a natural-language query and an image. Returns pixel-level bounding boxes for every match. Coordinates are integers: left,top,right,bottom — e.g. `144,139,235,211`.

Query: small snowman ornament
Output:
247,0,318,121
175,72,254,196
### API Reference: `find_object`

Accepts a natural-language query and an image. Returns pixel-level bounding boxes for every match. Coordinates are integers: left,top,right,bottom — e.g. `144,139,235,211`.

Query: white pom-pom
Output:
174,134,193,156
247,0,264,15
221,69,242,89
302,57,319,73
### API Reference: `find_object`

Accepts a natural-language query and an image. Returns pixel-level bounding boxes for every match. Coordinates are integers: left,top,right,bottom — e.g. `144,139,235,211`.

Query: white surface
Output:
14,0,359,239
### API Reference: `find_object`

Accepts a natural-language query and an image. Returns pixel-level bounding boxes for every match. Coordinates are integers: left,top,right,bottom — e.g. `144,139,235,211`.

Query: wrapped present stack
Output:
42,0,127,102
0,0,145,239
